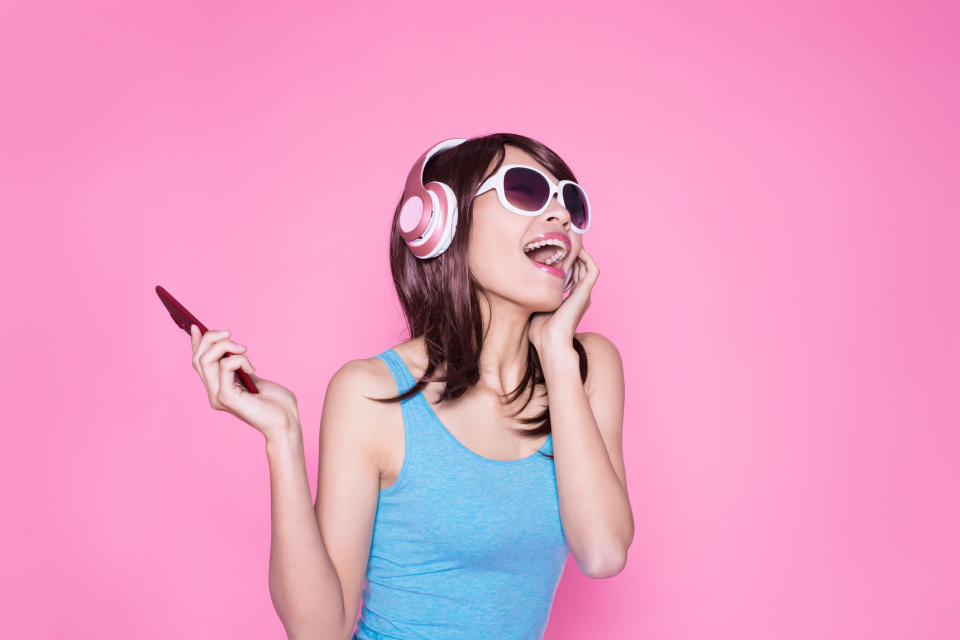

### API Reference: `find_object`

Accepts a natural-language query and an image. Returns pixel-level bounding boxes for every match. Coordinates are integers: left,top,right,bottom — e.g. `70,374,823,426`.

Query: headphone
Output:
397,137,575,292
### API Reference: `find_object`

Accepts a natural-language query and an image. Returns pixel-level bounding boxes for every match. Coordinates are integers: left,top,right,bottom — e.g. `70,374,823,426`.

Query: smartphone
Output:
155,284,260,394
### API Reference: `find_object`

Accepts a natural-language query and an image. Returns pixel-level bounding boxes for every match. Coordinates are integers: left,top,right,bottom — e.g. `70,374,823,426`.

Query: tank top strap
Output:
372,347,437,498
373,348,419,397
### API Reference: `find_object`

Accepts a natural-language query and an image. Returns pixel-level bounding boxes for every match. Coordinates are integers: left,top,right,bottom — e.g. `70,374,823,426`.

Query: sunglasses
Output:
476,164,591,234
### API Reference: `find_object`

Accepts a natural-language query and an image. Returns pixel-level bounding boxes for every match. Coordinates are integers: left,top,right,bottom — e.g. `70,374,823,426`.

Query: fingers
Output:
576,245,598,277
217,353,256,400
567,244,597,295
192,329,232,367
199,336,247,369
190,327,253,405
199,328,231,353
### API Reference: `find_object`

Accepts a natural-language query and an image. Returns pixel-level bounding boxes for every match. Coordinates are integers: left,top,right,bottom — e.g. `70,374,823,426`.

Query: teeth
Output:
523,239,567,251
523,238,567,267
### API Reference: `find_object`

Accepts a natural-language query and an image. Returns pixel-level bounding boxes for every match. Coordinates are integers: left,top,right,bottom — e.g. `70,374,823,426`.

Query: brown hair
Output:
369,133,589,460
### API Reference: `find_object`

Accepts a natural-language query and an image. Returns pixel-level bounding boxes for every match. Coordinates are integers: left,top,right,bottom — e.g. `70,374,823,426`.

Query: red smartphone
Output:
155,284,260,394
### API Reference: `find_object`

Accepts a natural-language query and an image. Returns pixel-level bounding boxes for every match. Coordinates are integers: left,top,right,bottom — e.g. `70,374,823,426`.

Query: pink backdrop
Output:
2,1,957,638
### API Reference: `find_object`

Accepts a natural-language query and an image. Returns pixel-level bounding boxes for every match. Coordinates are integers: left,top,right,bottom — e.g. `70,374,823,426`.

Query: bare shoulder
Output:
328,336,424,408
574,331,623,396
574,331,622,359
329,354,399,400
322,352,405,473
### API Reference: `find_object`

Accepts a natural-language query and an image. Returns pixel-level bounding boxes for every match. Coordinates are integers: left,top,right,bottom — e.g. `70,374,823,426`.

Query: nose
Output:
543,197,572,228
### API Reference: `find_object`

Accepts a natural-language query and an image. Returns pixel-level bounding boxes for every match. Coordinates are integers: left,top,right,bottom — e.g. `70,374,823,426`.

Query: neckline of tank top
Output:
383,348,553,466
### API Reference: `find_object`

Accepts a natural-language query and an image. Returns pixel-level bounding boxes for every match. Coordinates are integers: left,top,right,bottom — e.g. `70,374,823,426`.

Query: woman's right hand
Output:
190,324,299,442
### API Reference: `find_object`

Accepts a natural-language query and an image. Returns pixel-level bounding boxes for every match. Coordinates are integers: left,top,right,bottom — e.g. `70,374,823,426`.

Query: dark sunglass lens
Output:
503,167,550,211
562,183,589,229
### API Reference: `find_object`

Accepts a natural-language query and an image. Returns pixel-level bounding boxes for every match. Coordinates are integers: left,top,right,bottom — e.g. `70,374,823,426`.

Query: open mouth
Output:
522,238,568,277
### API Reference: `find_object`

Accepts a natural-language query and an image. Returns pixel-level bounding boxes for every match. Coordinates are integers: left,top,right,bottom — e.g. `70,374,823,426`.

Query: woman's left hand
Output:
528,244,599,360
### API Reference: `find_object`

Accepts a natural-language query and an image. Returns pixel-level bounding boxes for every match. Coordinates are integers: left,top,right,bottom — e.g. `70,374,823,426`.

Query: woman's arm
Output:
266,359,385,640
265,426,349,639
542,331,633,579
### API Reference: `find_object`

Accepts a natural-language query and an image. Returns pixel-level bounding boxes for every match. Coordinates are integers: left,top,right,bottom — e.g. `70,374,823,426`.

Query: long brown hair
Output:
369,133,589,460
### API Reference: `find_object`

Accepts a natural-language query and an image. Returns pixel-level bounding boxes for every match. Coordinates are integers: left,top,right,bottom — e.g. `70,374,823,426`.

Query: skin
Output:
465,144,584,398
315,145,629,635
376,145,628,543
379,144,588,472
190,144,629,638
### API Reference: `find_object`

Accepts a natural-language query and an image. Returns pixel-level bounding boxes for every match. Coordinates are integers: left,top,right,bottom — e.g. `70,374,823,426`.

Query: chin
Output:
482,267,565,309
518,284,564,312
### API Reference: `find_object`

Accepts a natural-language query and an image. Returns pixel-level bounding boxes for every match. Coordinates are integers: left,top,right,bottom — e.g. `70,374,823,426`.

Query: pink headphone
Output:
397,137,575,292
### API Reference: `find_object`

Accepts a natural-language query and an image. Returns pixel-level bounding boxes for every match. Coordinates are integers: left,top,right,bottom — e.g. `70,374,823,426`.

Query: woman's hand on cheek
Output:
528,244,599,360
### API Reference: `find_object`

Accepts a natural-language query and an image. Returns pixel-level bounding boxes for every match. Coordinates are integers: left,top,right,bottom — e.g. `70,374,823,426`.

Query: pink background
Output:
2,1,957,638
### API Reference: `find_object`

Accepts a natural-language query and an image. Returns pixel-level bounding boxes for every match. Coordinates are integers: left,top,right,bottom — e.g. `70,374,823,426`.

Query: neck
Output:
475,292,534,398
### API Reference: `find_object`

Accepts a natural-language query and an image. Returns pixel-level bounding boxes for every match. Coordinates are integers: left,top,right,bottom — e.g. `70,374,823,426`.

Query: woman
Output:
189,133,632,639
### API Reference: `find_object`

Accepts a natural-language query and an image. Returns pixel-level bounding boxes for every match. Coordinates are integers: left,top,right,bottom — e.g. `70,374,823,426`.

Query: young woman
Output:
189,133,632,639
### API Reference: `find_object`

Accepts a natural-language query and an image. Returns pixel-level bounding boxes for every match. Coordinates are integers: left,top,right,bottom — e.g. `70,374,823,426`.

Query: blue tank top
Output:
351,348,570,640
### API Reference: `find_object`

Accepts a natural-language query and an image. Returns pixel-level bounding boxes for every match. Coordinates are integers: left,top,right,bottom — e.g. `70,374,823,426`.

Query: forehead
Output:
487,145,557,182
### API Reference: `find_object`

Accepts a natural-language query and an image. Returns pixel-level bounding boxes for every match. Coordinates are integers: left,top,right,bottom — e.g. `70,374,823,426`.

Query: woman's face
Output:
467,145,583,312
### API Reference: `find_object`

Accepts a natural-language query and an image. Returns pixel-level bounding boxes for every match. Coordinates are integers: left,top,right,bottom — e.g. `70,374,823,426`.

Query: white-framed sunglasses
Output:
476,164,591,234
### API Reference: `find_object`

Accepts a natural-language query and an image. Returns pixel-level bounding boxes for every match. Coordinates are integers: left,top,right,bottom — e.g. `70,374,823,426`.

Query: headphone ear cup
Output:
427,181,458,257
403,181,456,259
398,138,468,259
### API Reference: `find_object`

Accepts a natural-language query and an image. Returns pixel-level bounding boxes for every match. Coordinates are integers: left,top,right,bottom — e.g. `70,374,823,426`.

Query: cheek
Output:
467,212,521,266
469,232,517,277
